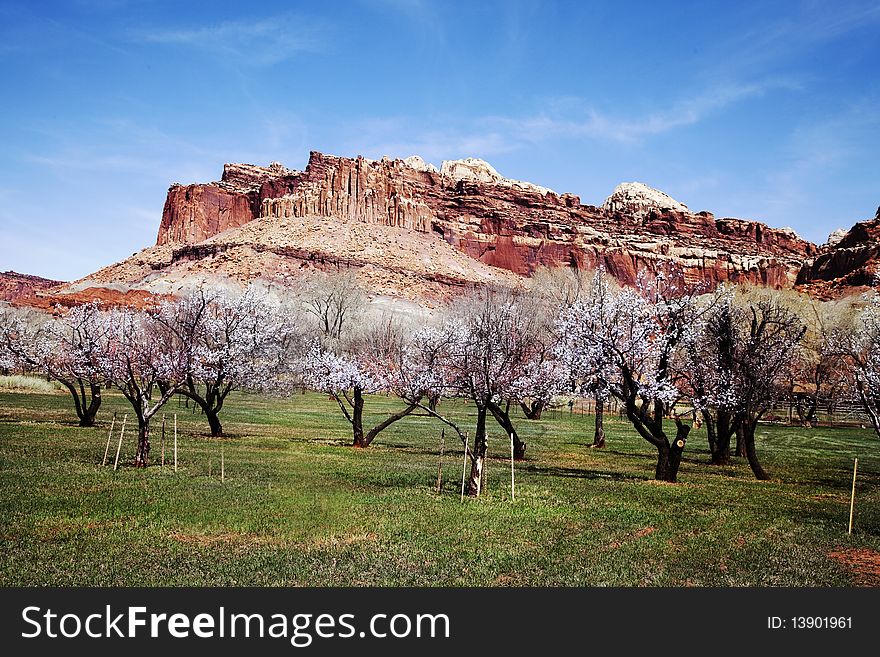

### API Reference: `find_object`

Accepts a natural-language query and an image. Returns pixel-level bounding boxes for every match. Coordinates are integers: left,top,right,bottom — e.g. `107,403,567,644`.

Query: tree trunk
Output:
351,386,366,447
706,410,733,465
654,422,688,483
735,424,746,458
362,403,419,446
487,402,525,460
804,396,818,428
655,442,671,481
206,409,223,437
427,393,440,412
79,383,102,427
592,395,606,448
134,420,150,468
180,380,227,437
742,422,769,480
466,405,488,497
519,399,545,420
703,410,718,461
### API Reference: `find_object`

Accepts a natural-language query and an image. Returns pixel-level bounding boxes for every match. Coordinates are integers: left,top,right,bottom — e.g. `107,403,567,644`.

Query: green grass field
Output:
1,389,878,586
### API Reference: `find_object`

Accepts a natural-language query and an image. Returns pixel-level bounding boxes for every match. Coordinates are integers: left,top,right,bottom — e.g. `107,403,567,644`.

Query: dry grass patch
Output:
827,548,880,586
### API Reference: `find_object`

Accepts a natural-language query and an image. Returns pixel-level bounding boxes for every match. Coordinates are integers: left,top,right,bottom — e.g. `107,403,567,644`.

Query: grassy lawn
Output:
1,389,878,586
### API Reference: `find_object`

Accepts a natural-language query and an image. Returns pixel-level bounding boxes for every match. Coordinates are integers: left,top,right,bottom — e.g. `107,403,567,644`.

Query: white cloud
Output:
133,15,324,66
351,125,517,164
340,78,797,165
489,79,800,145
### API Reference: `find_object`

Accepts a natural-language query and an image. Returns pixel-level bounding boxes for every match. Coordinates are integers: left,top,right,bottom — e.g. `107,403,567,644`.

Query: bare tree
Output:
789,300,848,428
301,318,421,448
686,291,805,479
297,270,365,341
528,265,593,306
839,292,880,438
734,298,804,478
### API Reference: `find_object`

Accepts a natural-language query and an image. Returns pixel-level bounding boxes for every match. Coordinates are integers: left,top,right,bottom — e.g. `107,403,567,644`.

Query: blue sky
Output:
1,0,878,281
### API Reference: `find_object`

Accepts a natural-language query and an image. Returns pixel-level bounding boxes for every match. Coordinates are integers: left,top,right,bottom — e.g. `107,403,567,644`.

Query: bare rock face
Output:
156,162,298,245
439,157,553,195
153,151,819,292
796,207,880,298
0,270,164,311
0,271,64,304
601,182,690,217
825,228,848,248
402,155,438,173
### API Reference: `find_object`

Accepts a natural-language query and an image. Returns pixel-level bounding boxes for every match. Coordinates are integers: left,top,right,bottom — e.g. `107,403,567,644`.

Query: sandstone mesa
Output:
4,151,879,308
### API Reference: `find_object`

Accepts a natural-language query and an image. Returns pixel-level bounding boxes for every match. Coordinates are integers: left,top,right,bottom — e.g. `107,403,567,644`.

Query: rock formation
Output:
0,271,64,305
153,151,818,291
796,207,880,298
601,182,690,217
0,271,159,312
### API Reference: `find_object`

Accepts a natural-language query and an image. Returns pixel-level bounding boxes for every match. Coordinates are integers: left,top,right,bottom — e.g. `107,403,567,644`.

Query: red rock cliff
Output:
0,271,64,304
156,151,819,289
796,208,880,298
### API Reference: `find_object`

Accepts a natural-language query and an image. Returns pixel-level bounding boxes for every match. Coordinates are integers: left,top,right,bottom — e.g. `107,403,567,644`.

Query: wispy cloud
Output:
490,79,800,144
342,77,798,165
347,118,516,163
712,2,880,77
761,98,880,226
367,0,433,20
133,15,324,66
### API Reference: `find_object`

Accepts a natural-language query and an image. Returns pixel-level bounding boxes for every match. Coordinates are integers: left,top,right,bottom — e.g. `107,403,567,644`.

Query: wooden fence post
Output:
481,433,488,495
510,432,516,502
113,415,127,471
160,414,166,470
436,429,445,493
848,458,858,534
460,432,469,502
102,412,116,466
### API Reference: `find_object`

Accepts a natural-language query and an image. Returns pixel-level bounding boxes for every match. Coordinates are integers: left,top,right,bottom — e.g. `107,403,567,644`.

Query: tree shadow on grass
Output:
522,464,647,482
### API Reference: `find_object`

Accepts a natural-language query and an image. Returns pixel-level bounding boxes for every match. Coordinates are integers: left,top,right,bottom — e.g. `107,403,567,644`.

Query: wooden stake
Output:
460,432,469,502
102,412,116,466
173,414,178,473
481,433,487,495
160,414,166,470
435,429,445,493
510,432,515,502
221,445,225,484
113,415,127,471
848,458,858,534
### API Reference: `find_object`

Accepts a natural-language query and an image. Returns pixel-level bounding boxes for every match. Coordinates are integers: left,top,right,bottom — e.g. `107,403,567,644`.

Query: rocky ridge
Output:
796,207,880,298
37,151,880,308
151,151,818,292
601,182,690,217
0,271,64,304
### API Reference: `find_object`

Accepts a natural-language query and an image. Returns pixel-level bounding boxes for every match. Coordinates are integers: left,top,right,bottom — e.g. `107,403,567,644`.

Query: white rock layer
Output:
402,155,439,173
601,182,689,217
439,157,554,195
826,228,848,247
